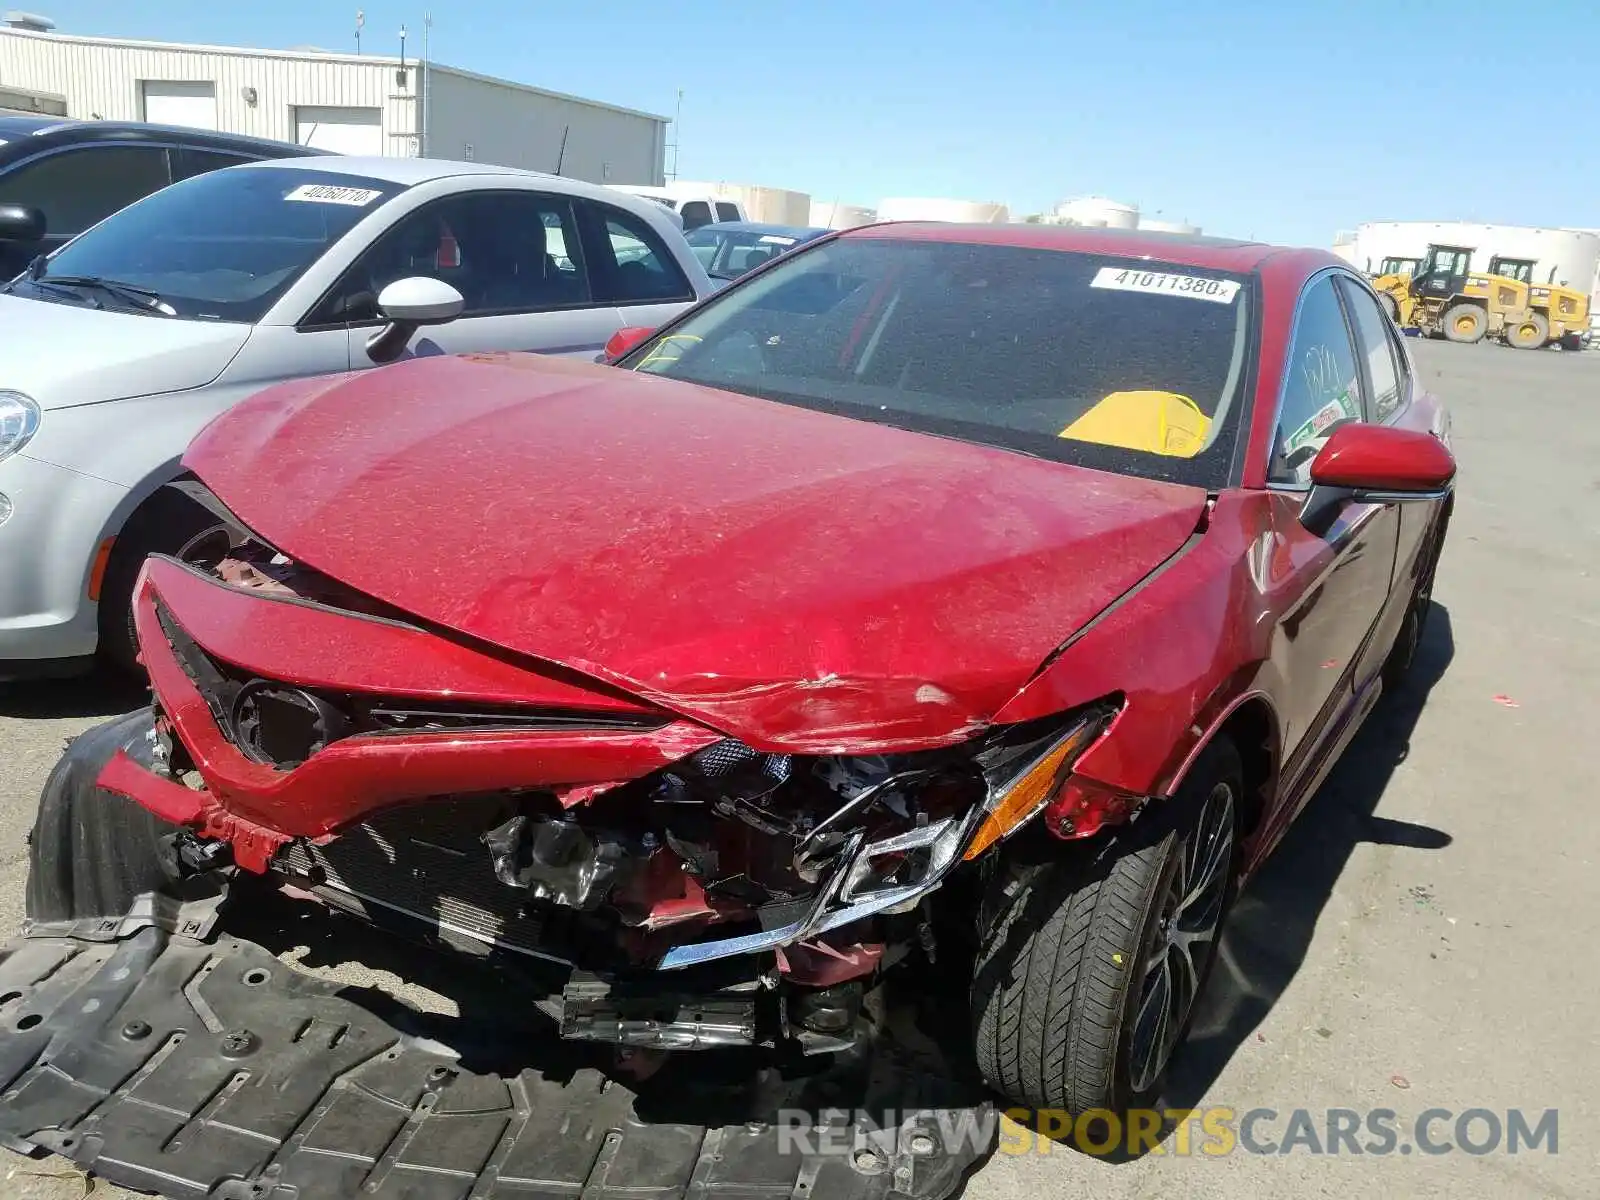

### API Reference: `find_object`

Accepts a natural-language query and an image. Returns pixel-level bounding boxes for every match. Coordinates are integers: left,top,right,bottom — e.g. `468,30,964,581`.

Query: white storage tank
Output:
876,197,1009,224
810,200,877,230
1054,196,1139,229
1140,218,1201,235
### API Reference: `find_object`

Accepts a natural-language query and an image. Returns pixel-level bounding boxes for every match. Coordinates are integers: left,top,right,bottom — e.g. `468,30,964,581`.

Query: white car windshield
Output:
24,166,406,323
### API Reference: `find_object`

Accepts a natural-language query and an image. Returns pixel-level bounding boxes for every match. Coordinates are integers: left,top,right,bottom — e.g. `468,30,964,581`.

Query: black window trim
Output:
0,137,269,186
170,144,264,179
1263,266,1370,495
1334,273,1412,427
296,187,602,333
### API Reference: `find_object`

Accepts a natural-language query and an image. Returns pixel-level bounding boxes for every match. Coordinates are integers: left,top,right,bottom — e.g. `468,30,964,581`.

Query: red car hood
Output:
186,353,1208,753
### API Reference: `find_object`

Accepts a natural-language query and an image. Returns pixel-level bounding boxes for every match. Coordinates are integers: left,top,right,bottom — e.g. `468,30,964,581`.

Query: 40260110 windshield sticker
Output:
283,184,385,206
1090,266,1240,304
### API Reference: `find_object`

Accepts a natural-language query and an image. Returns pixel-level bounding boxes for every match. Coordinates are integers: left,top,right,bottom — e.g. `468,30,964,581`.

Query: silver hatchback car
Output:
0,156,714,677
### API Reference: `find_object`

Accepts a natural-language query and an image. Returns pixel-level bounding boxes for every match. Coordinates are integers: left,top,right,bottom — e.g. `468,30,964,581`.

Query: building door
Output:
294,106,384,155
140,81,217,129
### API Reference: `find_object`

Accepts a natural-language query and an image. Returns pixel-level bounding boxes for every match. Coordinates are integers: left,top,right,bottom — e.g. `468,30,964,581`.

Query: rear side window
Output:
171,147,256,182
715,202,741,222
578,201,695,305
1337,277,1406,423
679,200,713,229
0,144,171,237
1270,275,1364,486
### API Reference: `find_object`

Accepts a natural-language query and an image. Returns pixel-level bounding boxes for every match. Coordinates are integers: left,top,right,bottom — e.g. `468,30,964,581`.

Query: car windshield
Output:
686,227,809,279
627,237,1255,487
27,166,406,323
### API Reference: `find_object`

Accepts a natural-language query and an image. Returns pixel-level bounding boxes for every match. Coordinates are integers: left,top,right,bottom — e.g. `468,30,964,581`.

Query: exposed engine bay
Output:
115,509,1121,1062
260,731,994,1053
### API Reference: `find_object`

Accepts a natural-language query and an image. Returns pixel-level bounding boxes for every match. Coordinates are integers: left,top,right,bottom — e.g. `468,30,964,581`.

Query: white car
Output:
0,156,715,678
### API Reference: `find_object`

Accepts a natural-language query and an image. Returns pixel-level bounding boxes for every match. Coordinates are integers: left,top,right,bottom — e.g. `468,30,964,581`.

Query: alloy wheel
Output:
1126,781,1235,1094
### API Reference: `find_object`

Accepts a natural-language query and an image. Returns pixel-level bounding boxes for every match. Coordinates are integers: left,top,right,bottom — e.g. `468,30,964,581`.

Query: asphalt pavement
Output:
0,339,1593,1199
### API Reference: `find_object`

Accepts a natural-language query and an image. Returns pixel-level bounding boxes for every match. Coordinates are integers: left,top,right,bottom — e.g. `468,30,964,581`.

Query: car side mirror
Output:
603,325,655,363
1300,423,1455,534
0,203,46,245
365,276,465,364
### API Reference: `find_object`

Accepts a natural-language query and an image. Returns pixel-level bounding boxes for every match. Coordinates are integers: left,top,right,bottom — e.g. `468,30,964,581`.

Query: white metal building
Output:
1333,221,1600,306
0,21,669,185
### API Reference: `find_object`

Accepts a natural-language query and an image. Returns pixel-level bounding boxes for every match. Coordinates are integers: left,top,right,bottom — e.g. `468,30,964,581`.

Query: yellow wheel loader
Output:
1369,256,1421,322
1378,244,1534,346
1489,256,1591,350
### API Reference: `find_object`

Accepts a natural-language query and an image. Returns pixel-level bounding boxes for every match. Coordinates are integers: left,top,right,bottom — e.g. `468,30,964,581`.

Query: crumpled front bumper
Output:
1,705,995,1199
0,930,990,1200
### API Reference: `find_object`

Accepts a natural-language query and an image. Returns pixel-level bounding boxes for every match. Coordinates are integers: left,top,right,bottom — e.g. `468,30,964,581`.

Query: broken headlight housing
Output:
656,701,1119,970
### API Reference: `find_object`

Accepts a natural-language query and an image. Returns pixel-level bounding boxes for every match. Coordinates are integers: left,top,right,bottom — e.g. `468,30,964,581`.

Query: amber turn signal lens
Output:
963,721,1101,861
86,537,116,602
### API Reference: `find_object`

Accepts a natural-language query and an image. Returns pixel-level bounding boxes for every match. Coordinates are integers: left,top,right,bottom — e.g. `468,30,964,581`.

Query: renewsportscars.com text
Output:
775,1106,1559,1159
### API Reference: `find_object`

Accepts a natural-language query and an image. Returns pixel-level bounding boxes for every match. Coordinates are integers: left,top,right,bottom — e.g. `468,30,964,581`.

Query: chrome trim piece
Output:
658,712,1111,972
657,831,867,971
1349,486,1450,504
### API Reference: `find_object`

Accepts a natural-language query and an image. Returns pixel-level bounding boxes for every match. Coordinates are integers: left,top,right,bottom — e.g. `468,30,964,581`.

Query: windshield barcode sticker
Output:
284,184,384,207
1091,267,1240,304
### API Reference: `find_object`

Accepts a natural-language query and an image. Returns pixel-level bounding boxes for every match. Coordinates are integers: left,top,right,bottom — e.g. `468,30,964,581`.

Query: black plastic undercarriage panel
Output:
0,929,992,1199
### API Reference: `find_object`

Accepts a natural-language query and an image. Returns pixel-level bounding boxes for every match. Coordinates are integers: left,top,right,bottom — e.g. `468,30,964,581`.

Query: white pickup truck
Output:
605,185,747,231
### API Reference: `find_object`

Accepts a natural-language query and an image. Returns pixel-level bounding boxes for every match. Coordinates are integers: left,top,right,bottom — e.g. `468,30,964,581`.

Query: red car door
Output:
1259,273,1401,802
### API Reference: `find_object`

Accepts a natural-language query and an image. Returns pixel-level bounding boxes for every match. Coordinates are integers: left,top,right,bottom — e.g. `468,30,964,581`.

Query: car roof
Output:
235,156,695,228
694,221,827,238
0,111,54,139
241,155,540,185
841,222,1337,274
240,155,687,207
0,117,321,158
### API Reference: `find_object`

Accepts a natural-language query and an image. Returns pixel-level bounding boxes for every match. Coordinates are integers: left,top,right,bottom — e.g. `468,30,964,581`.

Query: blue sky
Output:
28,0,1598,244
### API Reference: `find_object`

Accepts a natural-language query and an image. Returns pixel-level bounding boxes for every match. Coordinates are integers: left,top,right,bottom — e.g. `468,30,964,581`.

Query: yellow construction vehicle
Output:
1488,256,1590,350
1368,256,1422,321
1375,244,1537,346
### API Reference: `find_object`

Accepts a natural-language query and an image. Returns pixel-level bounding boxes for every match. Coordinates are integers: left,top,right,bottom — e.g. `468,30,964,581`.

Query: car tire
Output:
1381,502,1450,690
26,710,186,923
1504,313,1548,350
970,738,1241,1115
1440,304,1487,343
97,487,232,672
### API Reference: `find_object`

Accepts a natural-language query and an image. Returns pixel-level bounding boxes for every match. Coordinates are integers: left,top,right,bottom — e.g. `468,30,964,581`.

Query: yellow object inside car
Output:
1059,390,1212,458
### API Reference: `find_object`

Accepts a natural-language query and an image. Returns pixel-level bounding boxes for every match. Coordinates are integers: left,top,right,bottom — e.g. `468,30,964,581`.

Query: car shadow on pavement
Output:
1160,601,1457,1123
0,668,147,720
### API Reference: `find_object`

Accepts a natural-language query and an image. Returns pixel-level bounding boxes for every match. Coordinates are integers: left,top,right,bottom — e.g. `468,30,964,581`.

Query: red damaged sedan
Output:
29,225,1453,1119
